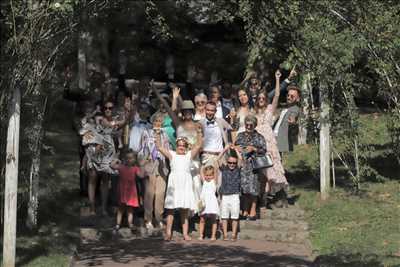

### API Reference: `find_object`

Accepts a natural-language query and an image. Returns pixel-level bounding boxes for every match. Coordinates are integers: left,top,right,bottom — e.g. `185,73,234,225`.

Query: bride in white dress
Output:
155,130,203,241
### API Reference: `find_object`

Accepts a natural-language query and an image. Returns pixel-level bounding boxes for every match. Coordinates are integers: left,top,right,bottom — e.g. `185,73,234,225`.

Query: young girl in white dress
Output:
155,130,203,241
198,165,219,241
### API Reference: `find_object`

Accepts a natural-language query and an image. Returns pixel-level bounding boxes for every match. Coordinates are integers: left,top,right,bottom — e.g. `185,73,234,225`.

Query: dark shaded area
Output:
0,100,82,266
76,239,391,267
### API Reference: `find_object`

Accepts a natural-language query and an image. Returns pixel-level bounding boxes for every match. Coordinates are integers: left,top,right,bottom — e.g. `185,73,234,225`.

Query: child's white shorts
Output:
220,194,240,220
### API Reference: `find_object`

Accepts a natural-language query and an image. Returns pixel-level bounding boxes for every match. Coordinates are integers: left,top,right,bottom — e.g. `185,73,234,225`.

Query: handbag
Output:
252,154,273,170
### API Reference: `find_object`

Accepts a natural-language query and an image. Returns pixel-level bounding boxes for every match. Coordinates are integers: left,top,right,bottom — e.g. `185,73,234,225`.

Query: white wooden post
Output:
3,87,21,267
320,85,330,200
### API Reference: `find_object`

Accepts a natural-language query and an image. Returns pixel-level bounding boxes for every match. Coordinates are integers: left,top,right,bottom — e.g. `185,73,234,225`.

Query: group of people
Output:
68,63,301,241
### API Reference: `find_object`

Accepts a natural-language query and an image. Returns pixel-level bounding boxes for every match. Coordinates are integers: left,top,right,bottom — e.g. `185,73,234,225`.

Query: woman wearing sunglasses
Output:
193,93,208,121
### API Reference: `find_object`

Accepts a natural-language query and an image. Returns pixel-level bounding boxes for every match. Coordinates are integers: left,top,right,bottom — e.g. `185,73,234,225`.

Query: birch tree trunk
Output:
25,0,44,230
3,87,21,267
298,73,311,145
320,84,331,200
78,0,88,91
26,94,47,229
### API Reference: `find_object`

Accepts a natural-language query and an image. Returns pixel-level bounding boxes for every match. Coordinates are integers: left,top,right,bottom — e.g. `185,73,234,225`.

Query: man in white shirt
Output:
199,101,232,167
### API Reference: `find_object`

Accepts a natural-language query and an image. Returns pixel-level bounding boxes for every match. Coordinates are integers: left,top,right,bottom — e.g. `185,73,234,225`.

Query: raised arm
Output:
155,131,172,161
217,144,231,167
232,145,243,167
171,86,182,112
268,67,297,100
191,125,203,159
270,70,281,113
151,81,180,128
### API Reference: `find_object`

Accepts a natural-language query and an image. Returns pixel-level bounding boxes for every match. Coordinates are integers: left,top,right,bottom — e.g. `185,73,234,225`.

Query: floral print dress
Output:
234,131,267,196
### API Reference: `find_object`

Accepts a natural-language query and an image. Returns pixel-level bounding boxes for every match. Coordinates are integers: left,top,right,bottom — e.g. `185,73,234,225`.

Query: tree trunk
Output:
319,85,330,200
26,95,47,230
78,0,88,91
3,87,21,267
298,73,311,145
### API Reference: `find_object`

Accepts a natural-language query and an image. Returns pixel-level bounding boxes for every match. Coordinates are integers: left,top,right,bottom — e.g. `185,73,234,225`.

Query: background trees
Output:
0,0,399,264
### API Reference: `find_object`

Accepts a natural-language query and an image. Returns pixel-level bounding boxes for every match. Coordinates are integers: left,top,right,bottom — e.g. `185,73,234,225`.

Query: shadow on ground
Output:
76,238,391,267
77,239,312,267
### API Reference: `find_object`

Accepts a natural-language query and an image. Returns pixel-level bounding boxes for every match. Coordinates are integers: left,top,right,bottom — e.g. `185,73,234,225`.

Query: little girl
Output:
198,165,219,241
155,130,203,241
111,149,145,233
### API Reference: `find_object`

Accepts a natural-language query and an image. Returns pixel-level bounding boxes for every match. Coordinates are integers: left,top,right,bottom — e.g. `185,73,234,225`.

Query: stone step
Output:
239,228,310,244
80,225,164,243
259,207,306,220
239,219,309,232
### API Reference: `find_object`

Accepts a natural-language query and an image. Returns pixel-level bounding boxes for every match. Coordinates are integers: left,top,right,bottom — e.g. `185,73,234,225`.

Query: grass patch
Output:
285,113,400,266
294,183,400,266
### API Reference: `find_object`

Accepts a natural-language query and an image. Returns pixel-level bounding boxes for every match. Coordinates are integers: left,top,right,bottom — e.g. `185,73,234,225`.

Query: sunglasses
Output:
227,161,237,165
196,101,206,105
258,96,266,100
104,106,113,110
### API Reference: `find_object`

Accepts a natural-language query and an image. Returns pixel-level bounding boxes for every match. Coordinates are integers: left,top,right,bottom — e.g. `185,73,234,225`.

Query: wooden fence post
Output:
3,87,21,267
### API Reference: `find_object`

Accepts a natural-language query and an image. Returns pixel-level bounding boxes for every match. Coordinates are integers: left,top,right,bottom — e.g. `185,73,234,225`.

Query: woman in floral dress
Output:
234,114,267,220
255,70,289,206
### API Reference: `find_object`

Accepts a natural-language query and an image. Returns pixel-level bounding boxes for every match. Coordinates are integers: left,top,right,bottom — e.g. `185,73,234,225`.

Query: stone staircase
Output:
77,205,314,266
80,204,311,246
238,205,311,248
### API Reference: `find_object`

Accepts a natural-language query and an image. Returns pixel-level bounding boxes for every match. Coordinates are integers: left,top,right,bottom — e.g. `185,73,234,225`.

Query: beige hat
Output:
181,100,195,110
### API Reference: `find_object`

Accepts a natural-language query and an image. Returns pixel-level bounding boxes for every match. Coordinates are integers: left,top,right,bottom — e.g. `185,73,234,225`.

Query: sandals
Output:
183,235,192,241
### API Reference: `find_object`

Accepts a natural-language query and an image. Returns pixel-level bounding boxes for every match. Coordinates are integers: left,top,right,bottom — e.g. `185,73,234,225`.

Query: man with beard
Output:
273,85,301,154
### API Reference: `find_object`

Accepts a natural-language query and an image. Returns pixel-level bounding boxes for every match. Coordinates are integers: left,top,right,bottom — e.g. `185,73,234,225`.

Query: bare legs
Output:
180,209,191,240
88,169,97,214
165,208,191,241
165,209,174,240
114,206,134,234
249,196,257,217
222,219,239,241
88,170,110,215
198,215,217,240
241,194,257,218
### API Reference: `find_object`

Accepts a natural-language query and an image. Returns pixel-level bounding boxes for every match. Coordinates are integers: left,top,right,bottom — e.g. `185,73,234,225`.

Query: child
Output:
155,129,203,241
111,149,145,233
217,145,242,241
198,165,220,241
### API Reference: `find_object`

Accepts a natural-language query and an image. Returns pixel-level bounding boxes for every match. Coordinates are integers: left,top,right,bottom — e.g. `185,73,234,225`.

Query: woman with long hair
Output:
230,88,254,135
255,70,289,207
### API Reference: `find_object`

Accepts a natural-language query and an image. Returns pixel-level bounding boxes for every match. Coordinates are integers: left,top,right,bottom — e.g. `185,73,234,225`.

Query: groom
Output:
273,85,301,154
